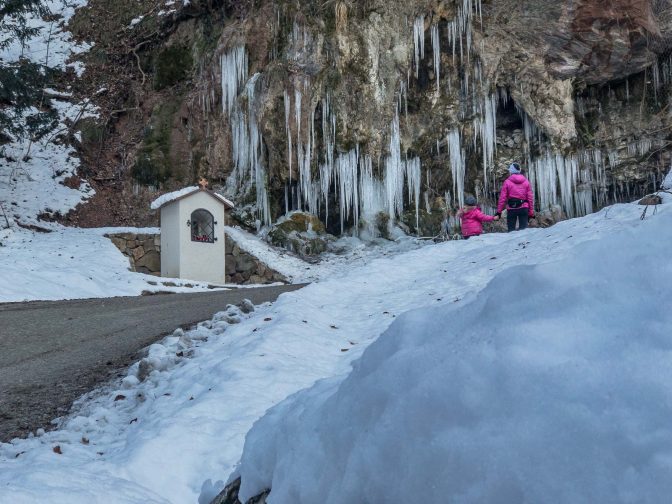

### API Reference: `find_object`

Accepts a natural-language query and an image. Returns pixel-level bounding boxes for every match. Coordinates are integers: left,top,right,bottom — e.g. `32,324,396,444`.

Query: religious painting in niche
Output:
190,209,215,243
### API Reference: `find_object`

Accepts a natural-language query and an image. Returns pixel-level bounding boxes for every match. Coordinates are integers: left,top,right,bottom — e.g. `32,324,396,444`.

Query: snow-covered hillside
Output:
1,197,669,503
0,0,94,227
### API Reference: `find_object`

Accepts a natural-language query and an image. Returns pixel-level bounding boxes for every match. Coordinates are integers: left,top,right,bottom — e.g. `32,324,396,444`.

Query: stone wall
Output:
106,233,162,275
106,232,287,284
225,236,287,285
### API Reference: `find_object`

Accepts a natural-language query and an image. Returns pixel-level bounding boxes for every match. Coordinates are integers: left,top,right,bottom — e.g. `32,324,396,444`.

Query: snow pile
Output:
150,187,234,210
0,199,669,503
235,212,672,503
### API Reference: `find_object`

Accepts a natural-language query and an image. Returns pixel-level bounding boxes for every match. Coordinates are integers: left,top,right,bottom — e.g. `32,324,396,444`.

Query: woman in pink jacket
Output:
496,162,535,232
457,195,499,239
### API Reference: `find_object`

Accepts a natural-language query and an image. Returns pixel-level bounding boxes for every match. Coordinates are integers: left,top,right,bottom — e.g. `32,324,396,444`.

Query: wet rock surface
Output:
209,478,269,504
639,193,663,205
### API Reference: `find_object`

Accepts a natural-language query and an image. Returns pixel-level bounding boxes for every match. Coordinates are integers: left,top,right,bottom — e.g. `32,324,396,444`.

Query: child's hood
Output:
508,174,528,184
462,206,481,216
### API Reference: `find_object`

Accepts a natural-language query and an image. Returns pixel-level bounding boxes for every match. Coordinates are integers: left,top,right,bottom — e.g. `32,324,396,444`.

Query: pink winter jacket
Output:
497,174,535,216
458,206,495,237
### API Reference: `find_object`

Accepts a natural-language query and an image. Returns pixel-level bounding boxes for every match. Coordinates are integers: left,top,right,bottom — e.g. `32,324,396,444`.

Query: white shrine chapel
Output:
151,181,234,284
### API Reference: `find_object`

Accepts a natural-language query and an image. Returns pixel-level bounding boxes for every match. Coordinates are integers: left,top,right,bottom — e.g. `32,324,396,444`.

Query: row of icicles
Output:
217,0,665,235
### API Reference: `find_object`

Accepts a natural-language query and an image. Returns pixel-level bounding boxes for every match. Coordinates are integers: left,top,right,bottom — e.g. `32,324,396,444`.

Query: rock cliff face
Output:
66,0,672,236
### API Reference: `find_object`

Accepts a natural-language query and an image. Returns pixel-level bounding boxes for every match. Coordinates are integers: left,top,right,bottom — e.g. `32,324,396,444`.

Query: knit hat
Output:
508,162,522,174
465,195,477,206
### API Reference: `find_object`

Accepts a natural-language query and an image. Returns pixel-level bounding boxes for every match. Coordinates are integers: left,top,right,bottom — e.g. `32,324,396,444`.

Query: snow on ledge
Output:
224,226,315,283
663,166,672,190
150,187,234,210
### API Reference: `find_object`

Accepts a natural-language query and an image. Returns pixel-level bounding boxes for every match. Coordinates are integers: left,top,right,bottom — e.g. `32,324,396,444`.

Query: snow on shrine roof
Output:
150,187,235,210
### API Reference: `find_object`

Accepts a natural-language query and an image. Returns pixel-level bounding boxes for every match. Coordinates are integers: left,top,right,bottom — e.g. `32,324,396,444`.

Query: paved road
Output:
0,285,305,442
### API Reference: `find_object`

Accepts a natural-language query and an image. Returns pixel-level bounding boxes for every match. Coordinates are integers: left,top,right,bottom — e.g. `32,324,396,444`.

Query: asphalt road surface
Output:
0,285,305,442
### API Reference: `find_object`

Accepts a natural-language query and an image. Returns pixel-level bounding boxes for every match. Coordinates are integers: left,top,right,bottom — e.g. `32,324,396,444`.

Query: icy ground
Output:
1,197,668,503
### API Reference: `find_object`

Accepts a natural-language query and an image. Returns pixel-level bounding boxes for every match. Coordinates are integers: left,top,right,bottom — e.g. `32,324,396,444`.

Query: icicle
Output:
581,148,607,208
474,93,497,192
531,151,579,217
625,78,630,101
401,80,408,119
447,21,457,64
225,70,271,226
652,58,660,102
306,104,317,213
607,150,619,169
406,157,421,232
359,154,385,237
385,111,405,219
529,153,557,214
295,89,302,150
221,46,248,116
575,168,593,217
662,55,672,86
413,16,425,79
447,128,465,208
320,95,335,225
294,88,304,206
335,147,360,234
431,23,440,93
284,90,293,186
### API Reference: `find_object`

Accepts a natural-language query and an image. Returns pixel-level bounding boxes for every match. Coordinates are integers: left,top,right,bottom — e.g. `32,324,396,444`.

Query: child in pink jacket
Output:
457,195,499,239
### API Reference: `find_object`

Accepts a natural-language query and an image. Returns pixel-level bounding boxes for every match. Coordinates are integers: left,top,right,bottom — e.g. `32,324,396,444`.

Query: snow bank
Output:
0,226,219,302
236,214,672,503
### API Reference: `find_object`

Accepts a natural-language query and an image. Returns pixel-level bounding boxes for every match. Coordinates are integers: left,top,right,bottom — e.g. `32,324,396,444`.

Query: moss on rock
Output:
153,45,193,90
267,212,332,257
132,100,181,186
